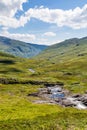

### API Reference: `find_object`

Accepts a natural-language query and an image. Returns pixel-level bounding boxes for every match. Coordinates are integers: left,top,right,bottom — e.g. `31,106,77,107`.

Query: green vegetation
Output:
35,37,87,93
0,37,87,129
0,84,87,130
0,36,47,58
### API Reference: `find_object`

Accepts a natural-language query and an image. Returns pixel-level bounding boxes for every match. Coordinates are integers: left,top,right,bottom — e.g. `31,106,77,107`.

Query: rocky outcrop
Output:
61,99,76,107
31,86,87,109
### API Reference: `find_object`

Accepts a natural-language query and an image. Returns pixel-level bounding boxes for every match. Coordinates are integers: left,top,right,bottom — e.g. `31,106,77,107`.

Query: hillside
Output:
0,36,87,130
36,37,87,62
0,36,47,58
0,36,87,92
33,37,87,93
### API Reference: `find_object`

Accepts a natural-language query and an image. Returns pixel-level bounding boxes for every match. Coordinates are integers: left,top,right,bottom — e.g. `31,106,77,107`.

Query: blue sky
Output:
0,0,87,45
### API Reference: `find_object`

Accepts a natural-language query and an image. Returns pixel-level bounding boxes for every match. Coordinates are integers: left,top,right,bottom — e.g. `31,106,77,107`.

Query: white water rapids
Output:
67,97,87,109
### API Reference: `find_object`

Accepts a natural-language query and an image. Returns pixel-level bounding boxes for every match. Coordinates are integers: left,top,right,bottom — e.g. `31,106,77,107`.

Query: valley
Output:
0,36,87,130
0,36,47,58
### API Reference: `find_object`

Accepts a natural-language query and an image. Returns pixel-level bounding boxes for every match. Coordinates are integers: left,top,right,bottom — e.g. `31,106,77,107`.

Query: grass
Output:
0,38,87,130
0,84,87,130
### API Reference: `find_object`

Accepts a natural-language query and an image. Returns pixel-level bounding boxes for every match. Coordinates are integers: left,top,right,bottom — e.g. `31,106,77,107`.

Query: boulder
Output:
72,94,81,98
61,99,76,107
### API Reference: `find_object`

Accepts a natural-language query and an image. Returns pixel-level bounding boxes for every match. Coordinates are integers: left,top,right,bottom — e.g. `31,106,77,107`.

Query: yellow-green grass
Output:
0,50,87,129
0,51,87,93
0,84,87,130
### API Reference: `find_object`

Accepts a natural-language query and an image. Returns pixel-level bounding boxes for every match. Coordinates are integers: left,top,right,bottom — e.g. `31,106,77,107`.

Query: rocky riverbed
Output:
28,84,87,109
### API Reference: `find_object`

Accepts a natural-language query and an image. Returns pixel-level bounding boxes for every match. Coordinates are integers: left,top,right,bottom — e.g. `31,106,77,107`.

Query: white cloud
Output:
0,2,87,29
35,38,63,45
0,0,28,28
43,32,56,37
0,30,36,43
0,28,63,45
25,5,87,29
0,0,27,17
36,38,49,45
9,33,36,43
0,29,50,45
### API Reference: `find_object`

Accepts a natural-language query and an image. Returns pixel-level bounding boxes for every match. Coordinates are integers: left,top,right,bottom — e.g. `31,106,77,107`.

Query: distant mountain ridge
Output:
0,36,48,58
36,36,87,61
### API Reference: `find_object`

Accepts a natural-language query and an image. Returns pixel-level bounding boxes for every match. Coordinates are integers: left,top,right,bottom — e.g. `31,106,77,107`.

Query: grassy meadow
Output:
0,83,87,130
0,38,87,130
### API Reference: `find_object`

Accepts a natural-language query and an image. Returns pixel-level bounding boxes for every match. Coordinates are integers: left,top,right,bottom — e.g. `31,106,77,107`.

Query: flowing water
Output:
48,87,65,99
67,97,87,109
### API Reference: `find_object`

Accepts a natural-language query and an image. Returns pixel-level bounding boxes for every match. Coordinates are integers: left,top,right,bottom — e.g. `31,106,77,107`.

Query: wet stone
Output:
29,85,87,109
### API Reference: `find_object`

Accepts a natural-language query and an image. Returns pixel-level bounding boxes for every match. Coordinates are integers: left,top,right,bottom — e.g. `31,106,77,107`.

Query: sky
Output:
0,0,87,45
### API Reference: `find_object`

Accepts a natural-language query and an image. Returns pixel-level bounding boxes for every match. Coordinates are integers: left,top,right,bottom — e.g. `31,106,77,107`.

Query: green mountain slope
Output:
33,37,87,93
0,36,87,93
0,36,47,58
36,37,87,62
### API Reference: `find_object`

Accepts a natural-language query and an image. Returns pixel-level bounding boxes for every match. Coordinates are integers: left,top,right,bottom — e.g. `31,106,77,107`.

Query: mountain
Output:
36,37,87,62
0,36,48,58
